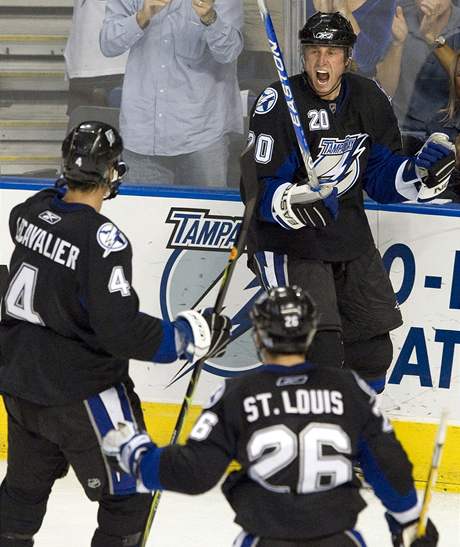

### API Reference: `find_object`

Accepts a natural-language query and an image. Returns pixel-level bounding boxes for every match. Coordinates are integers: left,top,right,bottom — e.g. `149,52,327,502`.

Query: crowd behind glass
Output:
8,0,460,190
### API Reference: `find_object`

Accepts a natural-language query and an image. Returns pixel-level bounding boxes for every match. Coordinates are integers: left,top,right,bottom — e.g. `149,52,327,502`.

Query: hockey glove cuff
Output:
174,310,212,362
415,133,456,202
385,512,438,547
102,421,156,478
272,182,338,229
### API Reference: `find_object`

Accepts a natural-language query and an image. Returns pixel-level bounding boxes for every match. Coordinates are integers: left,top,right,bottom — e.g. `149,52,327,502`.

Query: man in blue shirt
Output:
100,0,244,187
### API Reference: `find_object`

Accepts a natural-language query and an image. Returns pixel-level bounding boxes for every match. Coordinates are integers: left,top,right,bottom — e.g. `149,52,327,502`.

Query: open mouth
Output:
316,70,330,86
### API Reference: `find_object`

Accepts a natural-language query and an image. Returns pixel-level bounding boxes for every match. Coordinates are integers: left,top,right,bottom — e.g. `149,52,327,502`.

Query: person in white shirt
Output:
65,0,128,115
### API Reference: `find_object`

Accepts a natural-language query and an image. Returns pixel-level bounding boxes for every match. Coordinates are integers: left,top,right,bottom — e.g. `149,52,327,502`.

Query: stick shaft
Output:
416,411,449,538
140,146,258,545
257,0,319,189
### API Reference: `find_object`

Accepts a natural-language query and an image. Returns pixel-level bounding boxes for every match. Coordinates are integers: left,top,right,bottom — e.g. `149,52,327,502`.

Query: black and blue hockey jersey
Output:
241,72,418,262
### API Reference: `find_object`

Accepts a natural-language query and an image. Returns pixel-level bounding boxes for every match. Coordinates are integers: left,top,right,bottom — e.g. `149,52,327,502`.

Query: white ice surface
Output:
1,461,459,546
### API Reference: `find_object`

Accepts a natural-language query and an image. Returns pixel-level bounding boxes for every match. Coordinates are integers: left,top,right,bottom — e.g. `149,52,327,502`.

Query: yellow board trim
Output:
0,398,458,491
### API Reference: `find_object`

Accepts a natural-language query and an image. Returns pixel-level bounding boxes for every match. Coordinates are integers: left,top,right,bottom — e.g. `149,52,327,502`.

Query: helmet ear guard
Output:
250,286,318,356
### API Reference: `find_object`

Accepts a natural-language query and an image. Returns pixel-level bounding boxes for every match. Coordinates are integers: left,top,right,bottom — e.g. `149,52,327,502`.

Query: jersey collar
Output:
259,361,317,374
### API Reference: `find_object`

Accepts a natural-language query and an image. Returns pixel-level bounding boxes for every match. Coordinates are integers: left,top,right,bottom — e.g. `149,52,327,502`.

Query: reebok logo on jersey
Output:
276,375,309,387
255,87,278,115
38,210,61,225
97,222,128,258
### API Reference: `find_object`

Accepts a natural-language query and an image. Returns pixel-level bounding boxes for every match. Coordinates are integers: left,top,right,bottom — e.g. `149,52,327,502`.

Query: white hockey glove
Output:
272,181,338,229
102,421,155,478
174,309,231,362
415,133,456,202
200,308,232,358
385,512,438,547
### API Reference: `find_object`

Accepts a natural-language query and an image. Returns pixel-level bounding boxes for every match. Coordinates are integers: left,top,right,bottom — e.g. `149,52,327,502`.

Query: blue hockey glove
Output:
385,512,438,547
272,181,338,229
102,421,156,478
415,133,456,201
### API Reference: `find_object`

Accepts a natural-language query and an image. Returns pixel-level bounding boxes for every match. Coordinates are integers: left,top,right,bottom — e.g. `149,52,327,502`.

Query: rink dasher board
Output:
0,180,459,491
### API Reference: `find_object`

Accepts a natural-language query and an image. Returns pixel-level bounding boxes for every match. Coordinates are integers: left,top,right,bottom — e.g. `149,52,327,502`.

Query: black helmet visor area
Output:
299,11,357,48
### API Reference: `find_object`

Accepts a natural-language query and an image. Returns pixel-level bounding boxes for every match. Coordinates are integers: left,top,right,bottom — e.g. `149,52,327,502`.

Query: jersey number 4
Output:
4,263,44,325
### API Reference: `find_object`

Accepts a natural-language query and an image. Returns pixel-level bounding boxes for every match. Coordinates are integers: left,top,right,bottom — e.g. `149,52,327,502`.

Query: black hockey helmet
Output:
250,286,318,355
61,121,127,199
299,11,357,49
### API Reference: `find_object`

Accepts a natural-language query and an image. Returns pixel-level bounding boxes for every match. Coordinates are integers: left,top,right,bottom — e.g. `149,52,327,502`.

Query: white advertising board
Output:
0,184,459,427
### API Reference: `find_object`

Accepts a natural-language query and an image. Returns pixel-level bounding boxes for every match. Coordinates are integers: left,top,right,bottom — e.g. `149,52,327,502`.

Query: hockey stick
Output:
257,0,320,190
140,144,259,546
415,411,449,539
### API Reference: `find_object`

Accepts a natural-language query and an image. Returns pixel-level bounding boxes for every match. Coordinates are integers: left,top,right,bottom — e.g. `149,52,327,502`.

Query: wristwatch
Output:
201,9,217,26
434,35,446,48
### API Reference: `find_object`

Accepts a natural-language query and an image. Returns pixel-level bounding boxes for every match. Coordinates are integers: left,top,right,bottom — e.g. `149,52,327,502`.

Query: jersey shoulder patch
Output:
96,221,128,258
254,87,279,115
203,382,226,409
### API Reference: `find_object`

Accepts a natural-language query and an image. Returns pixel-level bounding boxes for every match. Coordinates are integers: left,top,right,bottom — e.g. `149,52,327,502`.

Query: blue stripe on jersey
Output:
274,253,288,286
151,320,177,363
366,376,386,394
254,251,270,290
349,529,367,546
363,144,410,203
241,533,257,547
115,383,132,421
358,438,418,512
254,251,289,289
86,384,138,495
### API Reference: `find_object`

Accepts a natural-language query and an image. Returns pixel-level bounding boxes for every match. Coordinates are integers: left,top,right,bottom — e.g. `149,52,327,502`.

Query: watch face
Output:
436,36,446,47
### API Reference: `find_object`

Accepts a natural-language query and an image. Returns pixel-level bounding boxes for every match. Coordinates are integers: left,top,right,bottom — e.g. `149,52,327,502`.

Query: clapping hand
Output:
192,0,215,19
136,0,171,29
419,0,442,41
392,6,408,47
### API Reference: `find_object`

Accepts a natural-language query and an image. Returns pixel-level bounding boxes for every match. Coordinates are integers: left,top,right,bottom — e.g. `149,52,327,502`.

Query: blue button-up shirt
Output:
100,0,244,155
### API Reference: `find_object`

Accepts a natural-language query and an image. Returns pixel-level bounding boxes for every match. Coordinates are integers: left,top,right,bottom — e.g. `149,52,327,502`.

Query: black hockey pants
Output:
0,384,150,547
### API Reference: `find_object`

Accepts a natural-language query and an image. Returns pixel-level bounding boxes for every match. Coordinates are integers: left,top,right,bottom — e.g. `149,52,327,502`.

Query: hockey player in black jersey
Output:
103,286,438,547
0,121,230,547
241,11,456,393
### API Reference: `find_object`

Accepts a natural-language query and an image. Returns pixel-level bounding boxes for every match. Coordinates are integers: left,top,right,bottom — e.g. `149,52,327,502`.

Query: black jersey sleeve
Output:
248,84,305,225
155,382,237,494
361,80,417,204
351,373,420,521
85,216,166,361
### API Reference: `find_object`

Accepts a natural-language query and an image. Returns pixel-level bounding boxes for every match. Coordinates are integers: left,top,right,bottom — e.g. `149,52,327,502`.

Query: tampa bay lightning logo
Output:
255,87,278,115
96,222,128,258
160,208,264,377
314,133,368,196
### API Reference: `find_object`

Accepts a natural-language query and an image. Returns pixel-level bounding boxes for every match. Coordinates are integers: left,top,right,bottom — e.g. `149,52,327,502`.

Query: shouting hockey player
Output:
103,286,438,547
0,121,230,547
241,11,456,393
